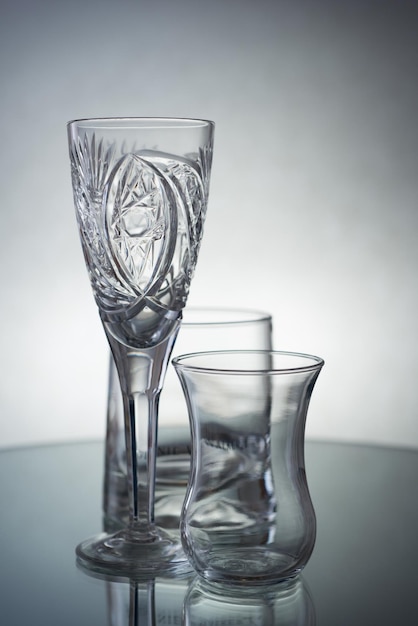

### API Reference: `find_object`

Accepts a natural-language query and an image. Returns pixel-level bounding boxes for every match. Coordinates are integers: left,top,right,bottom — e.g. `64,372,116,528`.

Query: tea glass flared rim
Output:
172,350,324,376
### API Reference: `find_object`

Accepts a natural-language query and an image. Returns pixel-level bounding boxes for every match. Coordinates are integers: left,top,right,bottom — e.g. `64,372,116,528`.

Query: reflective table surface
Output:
1,439,417,625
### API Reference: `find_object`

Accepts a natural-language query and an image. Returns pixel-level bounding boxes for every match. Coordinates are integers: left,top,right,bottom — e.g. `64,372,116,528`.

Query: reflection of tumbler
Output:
103,308,273,531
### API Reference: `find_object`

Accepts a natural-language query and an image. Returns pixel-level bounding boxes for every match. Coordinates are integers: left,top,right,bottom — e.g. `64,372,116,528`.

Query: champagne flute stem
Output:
105,328,179,533
124,389,159,525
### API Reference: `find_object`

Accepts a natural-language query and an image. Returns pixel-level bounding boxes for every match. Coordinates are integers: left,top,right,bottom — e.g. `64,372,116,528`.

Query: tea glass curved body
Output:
67,117,214,576
104,307,273,532
173,350,324,586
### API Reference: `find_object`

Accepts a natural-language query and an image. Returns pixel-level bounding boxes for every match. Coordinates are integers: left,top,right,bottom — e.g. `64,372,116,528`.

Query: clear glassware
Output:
184,575,316,626
67,117,214,576
104,307,273,531
173,350,324,586
77,560,192,626
103,575,191,626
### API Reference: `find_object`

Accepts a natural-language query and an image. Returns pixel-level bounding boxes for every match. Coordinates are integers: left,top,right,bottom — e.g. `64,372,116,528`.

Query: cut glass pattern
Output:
69,134,210,319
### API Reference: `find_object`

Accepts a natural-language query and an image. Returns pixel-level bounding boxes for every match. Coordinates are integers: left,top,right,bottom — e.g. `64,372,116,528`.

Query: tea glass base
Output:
76,527,192,578
194,547,305,587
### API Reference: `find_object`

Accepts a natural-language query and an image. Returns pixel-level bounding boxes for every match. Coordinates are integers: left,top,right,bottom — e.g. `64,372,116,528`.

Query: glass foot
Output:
76,526,192,578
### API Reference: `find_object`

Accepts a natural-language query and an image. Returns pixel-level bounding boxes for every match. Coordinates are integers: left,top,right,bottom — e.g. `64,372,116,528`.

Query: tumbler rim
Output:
67,117,214,130
182,307,272,326
173,350,324,375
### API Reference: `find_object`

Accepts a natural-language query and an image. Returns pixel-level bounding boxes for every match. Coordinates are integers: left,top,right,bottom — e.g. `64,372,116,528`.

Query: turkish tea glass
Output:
173,350,324,585
104,307,273,531
67,117,214,576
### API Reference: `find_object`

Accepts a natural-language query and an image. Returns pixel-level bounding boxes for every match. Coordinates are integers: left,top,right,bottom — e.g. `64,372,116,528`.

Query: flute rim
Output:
66,116,215,129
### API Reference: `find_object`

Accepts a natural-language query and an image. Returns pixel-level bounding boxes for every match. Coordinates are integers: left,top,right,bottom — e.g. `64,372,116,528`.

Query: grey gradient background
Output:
1,0,417,449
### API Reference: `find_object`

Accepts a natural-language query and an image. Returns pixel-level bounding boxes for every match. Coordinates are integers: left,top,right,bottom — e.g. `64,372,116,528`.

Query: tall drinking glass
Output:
67,117,214,576
104,307,273,531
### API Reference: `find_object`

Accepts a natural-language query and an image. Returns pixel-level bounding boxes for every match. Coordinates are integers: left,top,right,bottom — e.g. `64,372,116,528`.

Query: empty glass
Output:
173,350,324,585
68,117,214,576
104,308,273,531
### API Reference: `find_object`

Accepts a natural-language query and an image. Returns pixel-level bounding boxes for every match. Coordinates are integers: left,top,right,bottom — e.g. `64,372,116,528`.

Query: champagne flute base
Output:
76,527,191,578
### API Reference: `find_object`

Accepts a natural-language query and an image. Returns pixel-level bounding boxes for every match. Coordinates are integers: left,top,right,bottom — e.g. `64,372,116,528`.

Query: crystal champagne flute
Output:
67,117,214,576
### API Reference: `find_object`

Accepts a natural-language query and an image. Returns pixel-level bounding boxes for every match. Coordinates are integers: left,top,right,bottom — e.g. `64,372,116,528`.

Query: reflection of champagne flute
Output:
111,580,156,626
77,561,190,626
67,118,214,576
106,576,191,626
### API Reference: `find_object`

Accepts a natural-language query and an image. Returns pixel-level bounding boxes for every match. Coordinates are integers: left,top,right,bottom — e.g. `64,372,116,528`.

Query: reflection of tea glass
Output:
174,350,324,586
104,308,273,531
184,575,316,626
